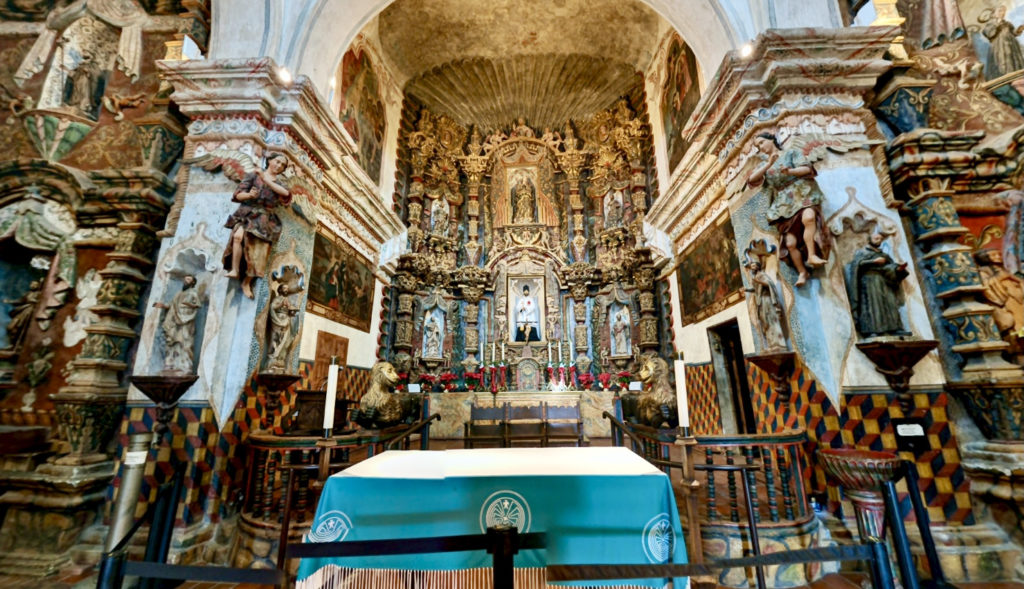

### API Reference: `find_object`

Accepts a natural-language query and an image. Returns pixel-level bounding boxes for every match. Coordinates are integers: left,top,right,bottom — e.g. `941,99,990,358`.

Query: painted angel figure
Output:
745,132,876,287
186,150,312,299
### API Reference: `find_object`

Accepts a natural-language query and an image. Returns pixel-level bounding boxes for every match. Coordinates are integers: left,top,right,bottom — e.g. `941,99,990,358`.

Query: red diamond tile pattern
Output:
746,360,973,525
110,364,374,528
686,362,723,435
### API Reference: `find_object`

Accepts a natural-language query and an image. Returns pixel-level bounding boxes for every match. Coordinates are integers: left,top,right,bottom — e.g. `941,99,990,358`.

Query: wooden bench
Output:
464,402,584,448
464,403,508,448
543,403,583,447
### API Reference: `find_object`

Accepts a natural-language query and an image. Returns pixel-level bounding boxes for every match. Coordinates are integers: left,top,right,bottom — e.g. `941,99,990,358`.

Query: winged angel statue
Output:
185,149,314,298
745,132,876,286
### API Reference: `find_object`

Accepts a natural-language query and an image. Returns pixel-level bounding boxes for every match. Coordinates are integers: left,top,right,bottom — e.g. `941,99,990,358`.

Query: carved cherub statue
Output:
186,150,317,298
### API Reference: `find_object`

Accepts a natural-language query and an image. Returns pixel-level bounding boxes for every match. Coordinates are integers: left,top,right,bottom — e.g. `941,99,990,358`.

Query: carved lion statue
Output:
622,355,678,428
354,361,407,429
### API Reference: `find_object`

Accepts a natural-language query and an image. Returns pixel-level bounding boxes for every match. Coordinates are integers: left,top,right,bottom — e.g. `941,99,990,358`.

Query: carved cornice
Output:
647,27,898,248
888,127,1024,195
158,57,405,250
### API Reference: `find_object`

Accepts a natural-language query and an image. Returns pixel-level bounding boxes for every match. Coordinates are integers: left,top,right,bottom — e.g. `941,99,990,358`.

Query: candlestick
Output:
674,358,689,428
324,356,339,435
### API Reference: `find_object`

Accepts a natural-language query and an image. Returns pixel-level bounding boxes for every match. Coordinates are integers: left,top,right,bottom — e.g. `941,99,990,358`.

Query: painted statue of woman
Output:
155,275,202,374
748,133,831,287
512,181,536,224
223,152,292,299
266,282,300,372
424,314,442,358
747,261,788,351
983,5,1024,80
846,231,910,338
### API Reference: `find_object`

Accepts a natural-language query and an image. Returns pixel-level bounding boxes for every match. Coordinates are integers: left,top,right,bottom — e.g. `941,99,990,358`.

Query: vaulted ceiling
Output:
372,0,669,129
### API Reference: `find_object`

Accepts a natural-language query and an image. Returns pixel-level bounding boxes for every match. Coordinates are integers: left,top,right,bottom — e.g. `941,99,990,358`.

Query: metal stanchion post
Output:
105,433,153,552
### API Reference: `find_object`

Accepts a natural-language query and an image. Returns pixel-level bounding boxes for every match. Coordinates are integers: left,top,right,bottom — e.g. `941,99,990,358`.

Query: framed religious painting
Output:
507,275,545,343
306,226,376,332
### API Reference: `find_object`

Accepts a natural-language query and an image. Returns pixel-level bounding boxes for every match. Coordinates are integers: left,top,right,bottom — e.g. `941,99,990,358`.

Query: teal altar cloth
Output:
296,447,687,588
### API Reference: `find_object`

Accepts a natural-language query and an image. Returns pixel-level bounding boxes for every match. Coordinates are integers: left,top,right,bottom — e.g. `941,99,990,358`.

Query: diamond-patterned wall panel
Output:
686,362,722,435
109,364,375,529
746,360,973,525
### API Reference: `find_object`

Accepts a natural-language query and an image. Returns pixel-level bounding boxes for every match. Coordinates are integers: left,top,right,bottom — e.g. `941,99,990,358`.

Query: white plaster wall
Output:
297,278,384,369
674,299,755,365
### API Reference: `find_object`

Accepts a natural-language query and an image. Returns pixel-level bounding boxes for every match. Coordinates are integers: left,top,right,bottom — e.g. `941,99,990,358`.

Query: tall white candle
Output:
558,340,563,363
502,341,506,362
547,341,552,362
323,356,339,432
673,359,689,428
491,342,496,365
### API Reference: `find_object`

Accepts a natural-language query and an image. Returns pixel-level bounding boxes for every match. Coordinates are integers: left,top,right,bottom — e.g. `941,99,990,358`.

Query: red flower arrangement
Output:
440,372,457,392
616,370,631,386
597,372,612,389
464,371,483,391
418,374,437,391
578,372,594,390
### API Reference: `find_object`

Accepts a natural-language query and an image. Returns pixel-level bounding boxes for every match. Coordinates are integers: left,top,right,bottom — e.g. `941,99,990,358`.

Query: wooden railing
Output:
686,430,811,528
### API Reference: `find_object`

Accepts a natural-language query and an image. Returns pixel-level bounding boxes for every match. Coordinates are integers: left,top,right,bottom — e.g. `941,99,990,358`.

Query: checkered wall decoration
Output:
110,364,375,529
686,362,723,435
746,359,974,525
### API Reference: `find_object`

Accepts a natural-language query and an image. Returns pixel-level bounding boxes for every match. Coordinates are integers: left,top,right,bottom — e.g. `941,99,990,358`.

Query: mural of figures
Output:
965,1,1024,80
509,276,543,342
338,47,386,184
609,304,632,357
422,308,445,359
307,229,376,332
983,4,1024,79
660,34,701,174
676,217,744,323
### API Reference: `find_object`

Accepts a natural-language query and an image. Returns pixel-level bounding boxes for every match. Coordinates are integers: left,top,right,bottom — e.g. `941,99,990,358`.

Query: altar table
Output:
297,447,687,588
296,448,688,585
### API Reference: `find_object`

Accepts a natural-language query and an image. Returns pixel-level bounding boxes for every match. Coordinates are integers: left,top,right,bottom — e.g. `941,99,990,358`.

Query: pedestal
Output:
818,448,902,542
746,351,796,401
856,339,937,413
130,374,199,438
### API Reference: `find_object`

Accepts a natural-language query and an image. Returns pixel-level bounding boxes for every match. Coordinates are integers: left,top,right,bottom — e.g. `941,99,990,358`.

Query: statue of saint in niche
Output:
846,231,910,338
514,284,541,342
223,152,292,299
430,198,449,236
423,311,443,359
3,279,42,352
747,259,788,352
748,133,831,287
266,280,301,372
512,180,537,225
605,190,624,229
63,50,103,117
610,307,631,357
154,275,203,374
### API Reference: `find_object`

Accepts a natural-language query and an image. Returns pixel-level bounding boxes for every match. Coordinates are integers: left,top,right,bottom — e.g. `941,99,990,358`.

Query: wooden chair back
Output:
543,403,583,446
464,403,508,448
506,404,545,447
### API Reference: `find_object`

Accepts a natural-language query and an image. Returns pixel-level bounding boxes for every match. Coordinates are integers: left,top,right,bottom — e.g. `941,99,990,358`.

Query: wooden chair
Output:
464,403,508,448
505,404,546,447
543,402,583,447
